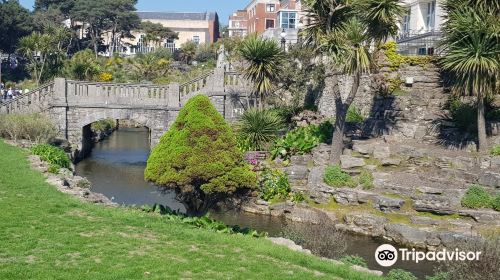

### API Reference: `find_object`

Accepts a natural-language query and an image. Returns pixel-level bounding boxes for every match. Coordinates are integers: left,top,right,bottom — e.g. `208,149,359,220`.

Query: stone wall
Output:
317,62,448,142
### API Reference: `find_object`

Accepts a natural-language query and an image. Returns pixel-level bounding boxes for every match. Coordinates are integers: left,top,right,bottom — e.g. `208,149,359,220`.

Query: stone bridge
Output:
0,68,252,159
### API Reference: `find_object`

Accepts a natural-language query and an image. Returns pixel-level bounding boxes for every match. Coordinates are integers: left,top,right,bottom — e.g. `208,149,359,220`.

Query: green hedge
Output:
31,144,71,170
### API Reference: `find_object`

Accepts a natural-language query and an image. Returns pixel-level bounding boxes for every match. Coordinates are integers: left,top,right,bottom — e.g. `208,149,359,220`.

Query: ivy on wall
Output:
381,42,434,71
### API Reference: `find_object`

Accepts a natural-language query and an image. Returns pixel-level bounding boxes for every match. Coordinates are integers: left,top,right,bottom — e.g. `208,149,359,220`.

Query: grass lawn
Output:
0,139,382,280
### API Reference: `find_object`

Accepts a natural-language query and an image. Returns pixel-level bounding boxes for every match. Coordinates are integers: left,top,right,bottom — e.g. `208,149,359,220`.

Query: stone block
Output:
340,155,366,169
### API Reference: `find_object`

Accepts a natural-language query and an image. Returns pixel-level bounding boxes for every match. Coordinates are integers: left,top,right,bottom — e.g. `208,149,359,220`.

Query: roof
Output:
137,11,218,21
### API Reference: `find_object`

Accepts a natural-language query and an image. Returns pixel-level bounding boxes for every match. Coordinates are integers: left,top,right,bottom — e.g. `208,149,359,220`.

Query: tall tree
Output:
440,0,500,152
140,21,178,49
303,0,402,164
0,0,34,54
106,0,140,56
17,33,54,85
34,0,75,18
239,35,284,109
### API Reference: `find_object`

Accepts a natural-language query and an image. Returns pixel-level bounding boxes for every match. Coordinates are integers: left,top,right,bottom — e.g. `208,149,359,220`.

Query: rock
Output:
352,142,374,155
459,209,500,225
412,196,457,215
307,166,325,188
439,232,483,248
373,146,390,159
268,237,312,255
351,265,383,277
384,224,428,248
284,207,328,224
340,155,366,169
332,189,360,205
381,158,401,166
311,144,331,166
478,171,500,188
490,157,500,169
68,176,91,189
344,213,387,236
284,165,309,181
410,216,440,226
375,196,405,212
290,155,313,166
416,187,443,195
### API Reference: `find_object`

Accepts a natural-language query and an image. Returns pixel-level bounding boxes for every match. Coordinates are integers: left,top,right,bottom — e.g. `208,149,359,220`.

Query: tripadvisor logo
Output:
375,244,482,267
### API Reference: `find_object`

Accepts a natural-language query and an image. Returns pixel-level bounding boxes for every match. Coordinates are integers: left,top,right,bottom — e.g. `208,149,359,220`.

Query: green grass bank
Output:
0,140,381,280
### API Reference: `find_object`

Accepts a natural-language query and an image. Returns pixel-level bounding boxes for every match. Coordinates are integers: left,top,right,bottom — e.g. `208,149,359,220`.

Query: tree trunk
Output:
330,71,361,164
477,92,487,152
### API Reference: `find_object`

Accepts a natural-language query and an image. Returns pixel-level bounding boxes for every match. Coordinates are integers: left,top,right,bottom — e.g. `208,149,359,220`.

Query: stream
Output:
75,127,438,279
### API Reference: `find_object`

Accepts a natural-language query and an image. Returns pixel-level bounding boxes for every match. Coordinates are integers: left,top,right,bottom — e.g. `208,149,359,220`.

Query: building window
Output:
402,9,411,33
165,38,176,52
193,36,200,45
426,1,436,30
266,4,276,12
280,11,297,29
265,19,275,29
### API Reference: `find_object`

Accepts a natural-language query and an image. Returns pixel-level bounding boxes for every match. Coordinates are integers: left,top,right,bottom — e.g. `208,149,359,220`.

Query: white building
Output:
397,0,445,55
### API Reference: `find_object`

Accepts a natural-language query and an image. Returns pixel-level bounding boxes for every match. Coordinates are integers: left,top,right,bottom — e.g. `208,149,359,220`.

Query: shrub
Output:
281,219,347,259
271,121,333,160
436,237,500,280
64,49,101,81
91,119,117,134
339,255,367,268
0,113,57,143
31,144,71,169
461,185,492,209
236,109,284,151
386,269,417,280
324,165,356,188
425,272,449,280
145,95,257,215
290,192,305,203
346,105,365,124
358,169,374,190
492,195,500,211
491,145,500,156
449,99,477,134
258,168,291,202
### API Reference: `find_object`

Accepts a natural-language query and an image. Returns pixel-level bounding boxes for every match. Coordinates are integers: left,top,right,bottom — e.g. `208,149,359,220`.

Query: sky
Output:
19,0,249,24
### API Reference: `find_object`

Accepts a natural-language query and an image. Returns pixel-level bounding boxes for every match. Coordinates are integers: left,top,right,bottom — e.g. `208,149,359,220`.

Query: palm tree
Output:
440,1,500,152
302,0,402,164
237,108,284,151
359,0,405,48
17,33,54,85
239,35,284,109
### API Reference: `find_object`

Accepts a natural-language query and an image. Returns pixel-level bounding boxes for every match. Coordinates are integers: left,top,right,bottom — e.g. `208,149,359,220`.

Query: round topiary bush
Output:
145,95,257,215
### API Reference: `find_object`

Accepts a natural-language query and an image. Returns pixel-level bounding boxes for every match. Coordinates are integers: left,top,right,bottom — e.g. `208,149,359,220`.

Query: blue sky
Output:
19,0,248,24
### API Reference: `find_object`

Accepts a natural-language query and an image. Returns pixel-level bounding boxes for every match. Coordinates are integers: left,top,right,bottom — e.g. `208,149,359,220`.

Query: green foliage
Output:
179,41,197,64
90,119,116,134
0,113,57,143
65,49,101,81
340,255,367,268
47,164,60,174
271,122,333,160
386,269,417,280
381,42,433,71
290,192,306,203
140,21,178,47
239,35,284,107
236,109,284,151
128,48,171,82
31,144,71,169
359,169,374,190
139,204,267,238
258,169,291,202
461,185,492,209
324,165,356,188
0,0,34,54
195,43,216,63
145,95,257,214
425,272,449,280
491,145,500,156
346,105,365,123
449,99,477,134
492,195,500,211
